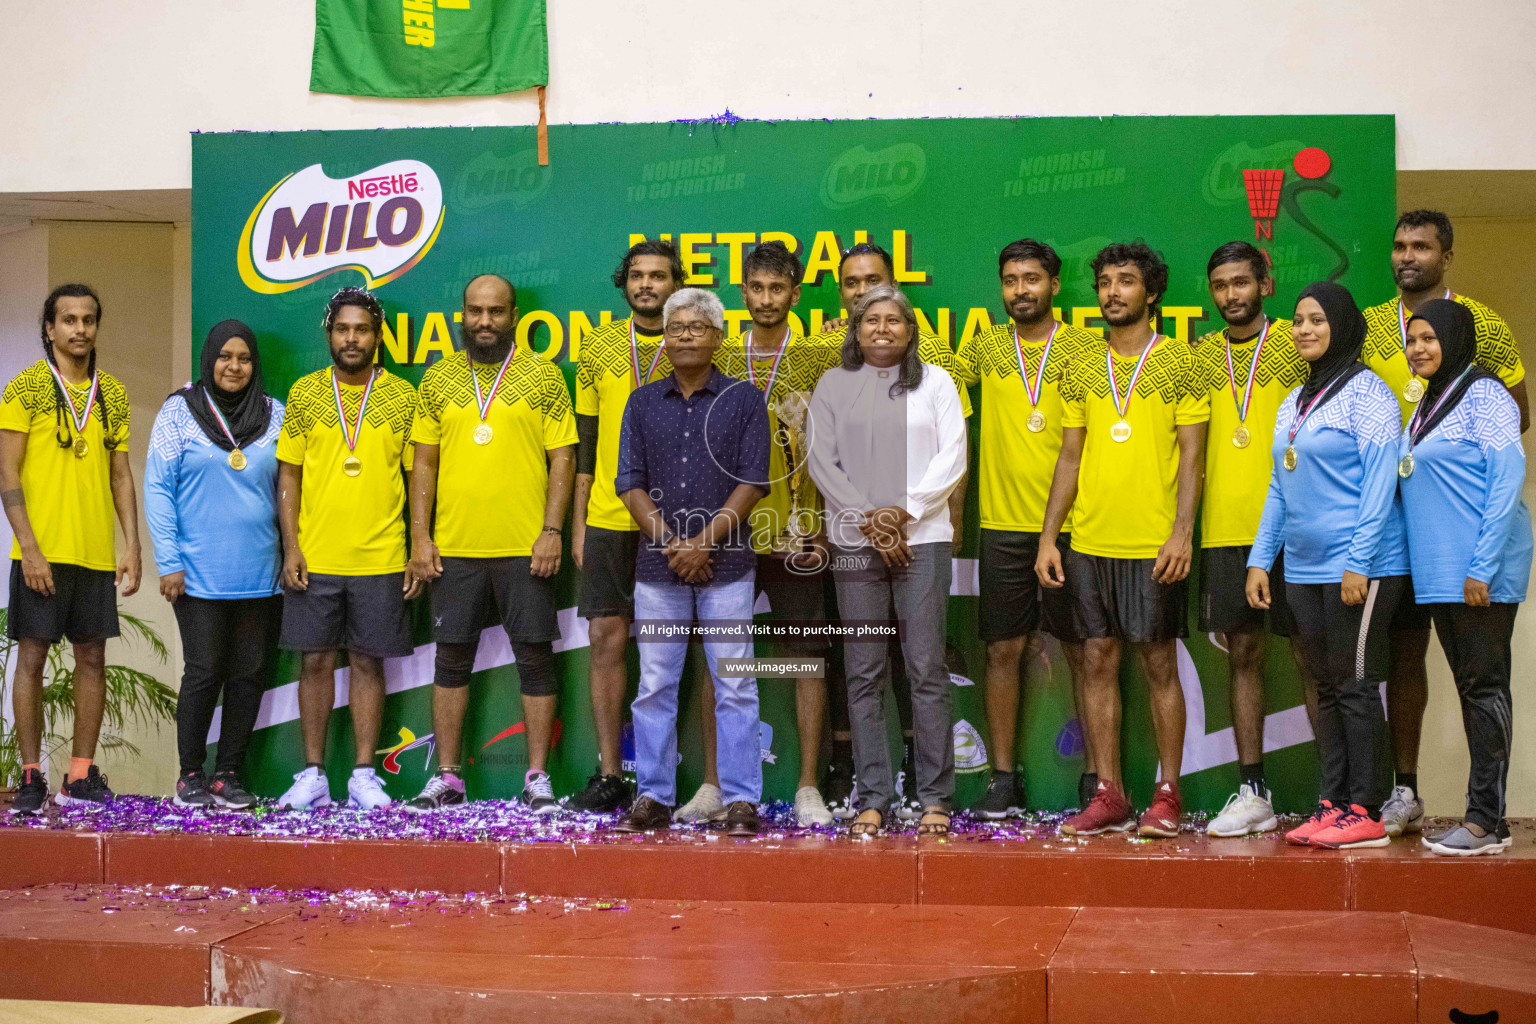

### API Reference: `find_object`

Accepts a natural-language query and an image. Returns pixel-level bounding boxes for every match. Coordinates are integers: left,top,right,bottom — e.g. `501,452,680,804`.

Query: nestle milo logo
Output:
1203,140,1303,207
821,143,926,208
453,147,550,212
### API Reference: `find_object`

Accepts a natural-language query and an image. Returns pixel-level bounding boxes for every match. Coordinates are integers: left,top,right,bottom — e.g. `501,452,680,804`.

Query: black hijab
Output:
174,320,271,450
1295,281,1369,409
1408,298,1496,441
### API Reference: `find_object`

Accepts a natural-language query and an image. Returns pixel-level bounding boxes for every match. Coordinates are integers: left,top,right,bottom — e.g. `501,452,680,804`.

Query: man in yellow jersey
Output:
406,275,577,815
813,240,972,821
568,240,682,814
1361,209,1527,839
275,287,420,813
1194,242,1311,837
697,239,838,827
960,239,1097,820
1,284,141,814
1037,242,1208,839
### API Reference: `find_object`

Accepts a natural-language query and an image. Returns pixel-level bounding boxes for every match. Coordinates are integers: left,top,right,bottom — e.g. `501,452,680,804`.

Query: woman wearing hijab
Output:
807,284,968,837
145,320,284,809
1245,282,1409,850
1398,299,1532,856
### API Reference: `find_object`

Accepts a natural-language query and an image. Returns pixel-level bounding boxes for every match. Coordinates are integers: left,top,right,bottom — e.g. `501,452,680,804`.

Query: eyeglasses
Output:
664,322,715,338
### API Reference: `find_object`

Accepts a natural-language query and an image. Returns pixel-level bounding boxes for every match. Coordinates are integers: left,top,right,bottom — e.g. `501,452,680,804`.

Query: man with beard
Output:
276,287,421,812
405,275,577,814
1360,210,1527,838
812,241,972,821
1036,242,1208,838
959,239,1097,819
1193,242,1310,836
568,240,683,813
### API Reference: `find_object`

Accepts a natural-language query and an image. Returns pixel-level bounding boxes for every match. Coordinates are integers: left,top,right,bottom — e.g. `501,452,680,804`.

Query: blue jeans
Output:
632,578,761,807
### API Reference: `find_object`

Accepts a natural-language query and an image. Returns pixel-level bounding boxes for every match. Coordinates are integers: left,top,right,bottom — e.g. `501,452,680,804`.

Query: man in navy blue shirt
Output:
613,287,770,837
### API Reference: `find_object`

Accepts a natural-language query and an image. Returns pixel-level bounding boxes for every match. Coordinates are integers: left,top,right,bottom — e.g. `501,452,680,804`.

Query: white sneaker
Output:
278,767,332,811
1206,783,1279,837
673,782,725,822
1380,785,1425,837
347,767,393,810
795,786,835,827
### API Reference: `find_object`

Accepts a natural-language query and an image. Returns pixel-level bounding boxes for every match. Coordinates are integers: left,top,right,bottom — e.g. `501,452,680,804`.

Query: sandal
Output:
918,809,951,836
849,809,883,837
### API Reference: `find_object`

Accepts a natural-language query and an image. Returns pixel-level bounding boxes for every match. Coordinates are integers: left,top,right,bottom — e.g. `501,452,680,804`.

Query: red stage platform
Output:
2,822,1535,1022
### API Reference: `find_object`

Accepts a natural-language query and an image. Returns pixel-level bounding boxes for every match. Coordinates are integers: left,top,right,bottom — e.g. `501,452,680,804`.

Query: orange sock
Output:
21,762,41,774
67,757,93,783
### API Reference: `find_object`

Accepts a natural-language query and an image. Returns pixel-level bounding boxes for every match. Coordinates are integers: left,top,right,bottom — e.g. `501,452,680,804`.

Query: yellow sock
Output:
67,757,93,783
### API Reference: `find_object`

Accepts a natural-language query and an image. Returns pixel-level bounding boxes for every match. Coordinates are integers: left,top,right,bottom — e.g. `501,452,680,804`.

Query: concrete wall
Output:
2,0,1534,195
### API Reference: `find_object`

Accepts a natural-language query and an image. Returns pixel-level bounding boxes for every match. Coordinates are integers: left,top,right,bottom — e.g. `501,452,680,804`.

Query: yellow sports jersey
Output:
812,326,973,417
718,331,841,554
0,361,129,571
959,321,1096,532
415,350,577,557
1363,294,1524,426
1195,318,1308,548
276,367,416,576
1061,336,1209,559
574,317,672,532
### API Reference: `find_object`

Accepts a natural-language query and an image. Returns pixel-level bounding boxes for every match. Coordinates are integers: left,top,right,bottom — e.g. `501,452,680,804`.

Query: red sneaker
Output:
1137,780,1182,838
1308,804,1390,849
1285,800,1344,845
1060,781,1135,836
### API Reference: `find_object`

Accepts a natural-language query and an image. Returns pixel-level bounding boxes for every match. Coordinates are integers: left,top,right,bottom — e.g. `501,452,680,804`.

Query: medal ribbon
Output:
1286,374,1354,446
1407,365,1473,448
1106,334,1158,420
745,329,790,401
470,347,516,422
203,390,240,450
332,368,377,453
46,362,98,435
1014,321,1059,408
1397,288,1453,349
1225,318,1269,424
629,320,666,389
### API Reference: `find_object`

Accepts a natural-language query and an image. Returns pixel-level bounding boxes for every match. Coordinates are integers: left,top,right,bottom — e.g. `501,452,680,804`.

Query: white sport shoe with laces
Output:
1206,783,1279,837
1380,785,1425,837
347,767,393,810
278,766,332,811
795,786,835,827
673,782,726,822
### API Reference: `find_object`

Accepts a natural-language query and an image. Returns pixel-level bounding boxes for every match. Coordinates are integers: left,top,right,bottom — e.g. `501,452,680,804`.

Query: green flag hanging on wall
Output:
310,0,548,98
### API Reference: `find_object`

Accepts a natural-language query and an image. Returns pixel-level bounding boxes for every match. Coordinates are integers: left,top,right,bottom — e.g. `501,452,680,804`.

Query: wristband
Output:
541,525,561,535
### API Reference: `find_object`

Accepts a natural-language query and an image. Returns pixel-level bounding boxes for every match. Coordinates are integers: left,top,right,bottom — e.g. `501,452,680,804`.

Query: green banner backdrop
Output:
191,114,1396,813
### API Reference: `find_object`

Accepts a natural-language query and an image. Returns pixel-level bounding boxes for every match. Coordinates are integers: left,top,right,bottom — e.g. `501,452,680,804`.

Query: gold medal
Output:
227,448,247,471
1283,445,1298,471
1026,410,1046,433
343,456,362,477
1110,418,1132,443
1232,425,1250,449
1398,454,1415,478
72,436,89,459
1403,378,1425,404
473,422,493,445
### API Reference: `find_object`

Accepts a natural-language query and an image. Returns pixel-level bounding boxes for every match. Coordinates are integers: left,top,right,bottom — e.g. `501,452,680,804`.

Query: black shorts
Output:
431,556,560,645
7,560,119,644
757,552,829,657
1198,545,1297,637
578,526,639,620
1390,573,1433,632
977,529,1085,644
280,572,413,658
1066,548,1189,643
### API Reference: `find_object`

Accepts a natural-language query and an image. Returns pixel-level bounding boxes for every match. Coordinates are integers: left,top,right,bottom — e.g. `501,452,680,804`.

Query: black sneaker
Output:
521,770,559,816
209,771,259,810
56,765,114,810
977,769,1025,820
173,771,214,808
405,771,466,812
566,770,631,813
823,759,856,820
10,768,47,815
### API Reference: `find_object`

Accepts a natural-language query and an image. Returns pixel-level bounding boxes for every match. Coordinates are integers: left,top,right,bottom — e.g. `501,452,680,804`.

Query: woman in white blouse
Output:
807,284,968,836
